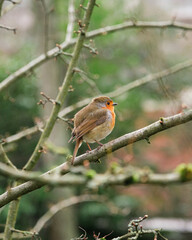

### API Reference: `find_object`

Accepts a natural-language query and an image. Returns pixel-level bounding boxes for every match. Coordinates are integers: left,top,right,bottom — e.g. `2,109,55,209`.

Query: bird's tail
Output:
71,138,82,165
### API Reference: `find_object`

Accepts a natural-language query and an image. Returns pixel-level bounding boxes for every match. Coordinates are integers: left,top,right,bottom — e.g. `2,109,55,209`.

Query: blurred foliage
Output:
0,47,40,226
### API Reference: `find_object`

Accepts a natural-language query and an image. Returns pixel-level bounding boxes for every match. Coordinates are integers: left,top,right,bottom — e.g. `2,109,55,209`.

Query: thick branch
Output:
1,20,192,91
0,109,192,207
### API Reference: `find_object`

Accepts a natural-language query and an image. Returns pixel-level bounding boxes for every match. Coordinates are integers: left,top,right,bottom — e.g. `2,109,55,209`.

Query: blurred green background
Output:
0,0,192,239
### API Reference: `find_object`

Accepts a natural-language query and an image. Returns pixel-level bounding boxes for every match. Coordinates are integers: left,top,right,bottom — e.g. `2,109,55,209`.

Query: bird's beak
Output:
112,102,118,106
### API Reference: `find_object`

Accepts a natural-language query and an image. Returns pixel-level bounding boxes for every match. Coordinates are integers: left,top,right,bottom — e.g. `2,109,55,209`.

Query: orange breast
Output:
110,110,116,129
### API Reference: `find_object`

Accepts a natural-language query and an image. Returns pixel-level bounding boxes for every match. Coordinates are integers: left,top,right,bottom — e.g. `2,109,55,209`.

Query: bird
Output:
69,96,117,165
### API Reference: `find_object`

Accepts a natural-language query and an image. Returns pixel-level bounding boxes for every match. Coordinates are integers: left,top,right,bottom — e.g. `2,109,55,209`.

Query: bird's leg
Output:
86,141,92,153
95,139,103,150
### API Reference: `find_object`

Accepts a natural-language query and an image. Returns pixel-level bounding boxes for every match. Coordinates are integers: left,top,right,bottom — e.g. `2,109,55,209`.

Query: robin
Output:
69,96,117,165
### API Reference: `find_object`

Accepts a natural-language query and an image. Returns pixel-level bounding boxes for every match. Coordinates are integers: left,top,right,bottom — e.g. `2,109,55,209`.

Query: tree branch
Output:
1,0,22,16
59,57,192,117
0,161,189,188
65,0,75,42
2,58,192,145
40,0,49,54
1,124,43,144
0,145,17,169
0,24,16,33
32,194,122,233
0,109,192,207
1,20,192,91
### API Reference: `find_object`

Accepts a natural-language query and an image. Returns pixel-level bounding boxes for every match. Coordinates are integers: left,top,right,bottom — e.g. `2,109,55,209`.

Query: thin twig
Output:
73,67,101,94
1,123,43,144
0,24,16,33
0,145,17,169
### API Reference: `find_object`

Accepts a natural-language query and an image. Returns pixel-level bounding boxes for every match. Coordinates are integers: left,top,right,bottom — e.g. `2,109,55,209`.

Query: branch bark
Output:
1,20,192,91
0,109,192,207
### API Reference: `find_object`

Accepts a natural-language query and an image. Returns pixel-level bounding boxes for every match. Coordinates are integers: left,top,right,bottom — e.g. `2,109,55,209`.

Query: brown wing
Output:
72,108,108,141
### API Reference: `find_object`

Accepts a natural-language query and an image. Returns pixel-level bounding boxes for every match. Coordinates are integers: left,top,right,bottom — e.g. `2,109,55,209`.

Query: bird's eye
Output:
107,102,110,105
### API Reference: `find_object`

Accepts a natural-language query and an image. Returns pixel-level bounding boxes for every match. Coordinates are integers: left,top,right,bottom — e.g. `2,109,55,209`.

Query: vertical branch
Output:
23,0,96,169
65,0,75,42
3,196,20,240
40,0,49,54
2,147,19,240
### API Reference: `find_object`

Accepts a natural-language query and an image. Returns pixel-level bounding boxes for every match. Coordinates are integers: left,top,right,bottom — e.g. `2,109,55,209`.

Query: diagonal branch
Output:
0,24,16,33
23,0,96,172
1,20,192,91
0,109,191,207
59,57,192,117
2,58,192,145
0,145,17,169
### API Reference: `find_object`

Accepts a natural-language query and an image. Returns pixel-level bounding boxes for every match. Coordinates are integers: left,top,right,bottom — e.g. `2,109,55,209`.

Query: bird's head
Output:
92,96,117,110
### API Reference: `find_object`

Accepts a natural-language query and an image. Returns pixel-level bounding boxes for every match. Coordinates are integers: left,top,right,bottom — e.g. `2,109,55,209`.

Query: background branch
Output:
1,0,22,16
0,24,16,33
32,194,124,233
65,0,75,42
2,58,192,145
40,0,49,54
1,20,192,91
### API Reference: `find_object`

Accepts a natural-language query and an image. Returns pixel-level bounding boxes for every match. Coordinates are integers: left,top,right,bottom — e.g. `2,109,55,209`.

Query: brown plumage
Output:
69,96,117,165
